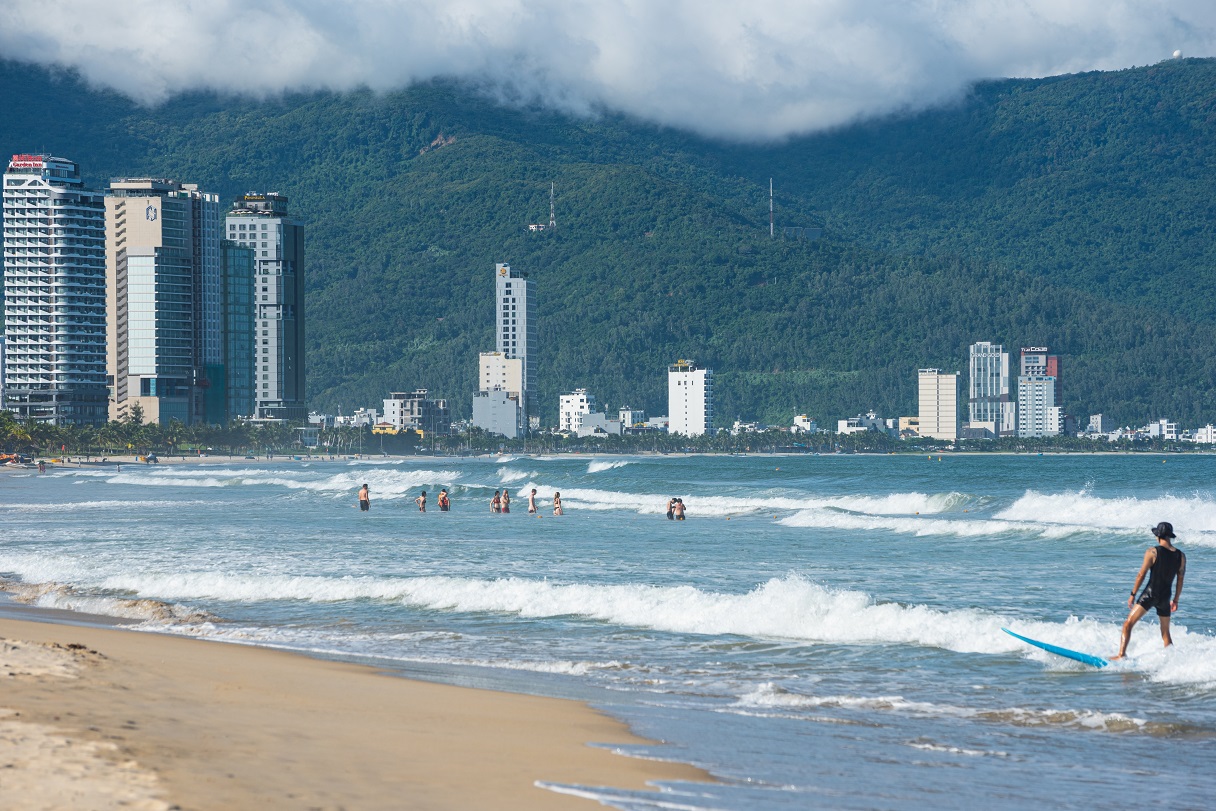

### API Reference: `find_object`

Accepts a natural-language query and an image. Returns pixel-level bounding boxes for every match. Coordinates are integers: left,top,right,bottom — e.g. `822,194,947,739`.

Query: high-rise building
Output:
2,154,108,426
1017,375,1061,437
221,240,255,421
968,341,1014,435
668,359,713,436
226,193,306,421
1020,346,1062,405
105,179,223,425
495,262,534,422
918,369,959,441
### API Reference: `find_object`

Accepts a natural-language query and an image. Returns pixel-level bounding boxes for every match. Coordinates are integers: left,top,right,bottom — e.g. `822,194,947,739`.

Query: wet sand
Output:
0,615,707,810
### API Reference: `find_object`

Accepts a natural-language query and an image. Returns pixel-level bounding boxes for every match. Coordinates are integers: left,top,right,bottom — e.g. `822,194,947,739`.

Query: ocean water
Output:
2,453,1214,809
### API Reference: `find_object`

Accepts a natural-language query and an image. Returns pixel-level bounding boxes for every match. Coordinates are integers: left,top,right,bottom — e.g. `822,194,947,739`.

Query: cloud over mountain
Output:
2,0,1213,140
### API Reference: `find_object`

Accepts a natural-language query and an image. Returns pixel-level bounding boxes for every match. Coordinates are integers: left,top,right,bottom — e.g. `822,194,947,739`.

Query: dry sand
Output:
0,617,707,810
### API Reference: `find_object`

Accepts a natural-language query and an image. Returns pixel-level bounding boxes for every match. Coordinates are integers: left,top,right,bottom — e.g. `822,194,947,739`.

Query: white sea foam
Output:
0,498,223,513
497,466,537,484
737,684,1158,733
4,556,1213,686
588,460,634,473
996,490,1216,545
65,466,464,499
558,486,966,517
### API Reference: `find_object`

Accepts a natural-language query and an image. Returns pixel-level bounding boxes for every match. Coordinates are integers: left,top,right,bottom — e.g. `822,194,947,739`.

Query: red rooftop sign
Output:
9,154,45,169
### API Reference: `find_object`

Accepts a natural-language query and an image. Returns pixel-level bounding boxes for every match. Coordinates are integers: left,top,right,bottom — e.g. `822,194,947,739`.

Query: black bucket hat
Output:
1151,521,1176,539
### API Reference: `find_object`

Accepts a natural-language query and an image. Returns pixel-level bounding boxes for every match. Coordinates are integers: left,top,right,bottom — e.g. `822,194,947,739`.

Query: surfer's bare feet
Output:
1109,654,1125,660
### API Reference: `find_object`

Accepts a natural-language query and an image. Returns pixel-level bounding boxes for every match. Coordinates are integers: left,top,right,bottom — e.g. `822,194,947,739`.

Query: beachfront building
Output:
473,351,525,437
1144,419,1178,441
576,411,623,437
668,359,713,436
105,179,224,425
1194,425,1216,444
1020,346,1061,406
559,388,595,433
221,240,256,421
618,406,646,429
837,411,892,436
226,193,306,422
472,388,522,439
1016,375,1062,437
792,415,818,434
918,369,959,441
495,262,534,424
969,341,1014,436
2,154,108,426
382,389,450,435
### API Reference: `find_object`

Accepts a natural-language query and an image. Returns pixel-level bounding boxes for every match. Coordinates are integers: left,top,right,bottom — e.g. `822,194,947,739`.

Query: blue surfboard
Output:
1002,628,1109,668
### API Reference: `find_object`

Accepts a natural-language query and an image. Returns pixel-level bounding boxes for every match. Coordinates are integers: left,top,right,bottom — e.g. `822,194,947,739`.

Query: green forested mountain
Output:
2,58,1215,427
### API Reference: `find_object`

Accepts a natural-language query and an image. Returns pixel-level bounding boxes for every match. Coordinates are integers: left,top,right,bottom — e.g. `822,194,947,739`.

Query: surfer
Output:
1112,521,1186,660
438,489,450,511
358,484,370,512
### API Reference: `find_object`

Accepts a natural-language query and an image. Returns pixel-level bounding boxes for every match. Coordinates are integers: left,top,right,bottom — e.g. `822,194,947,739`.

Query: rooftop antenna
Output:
769,178,774,238
549,182,556,230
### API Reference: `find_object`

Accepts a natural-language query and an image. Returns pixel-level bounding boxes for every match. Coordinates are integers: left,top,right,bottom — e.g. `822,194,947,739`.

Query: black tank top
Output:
1146,546,1183,597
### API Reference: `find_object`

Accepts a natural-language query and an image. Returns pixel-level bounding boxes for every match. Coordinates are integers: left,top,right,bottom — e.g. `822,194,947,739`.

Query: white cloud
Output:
1,0,1213,140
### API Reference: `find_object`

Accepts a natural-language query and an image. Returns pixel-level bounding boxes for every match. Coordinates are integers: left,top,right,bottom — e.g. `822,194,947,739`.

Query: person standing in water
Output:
438,489,451,512
1113,521,1187,660
672,498,686,520
358,484,370,512
415,490,427,512
491,490,502,513
666,498,676,520
528,489,538,514
552,492,563,516
501,489,511,513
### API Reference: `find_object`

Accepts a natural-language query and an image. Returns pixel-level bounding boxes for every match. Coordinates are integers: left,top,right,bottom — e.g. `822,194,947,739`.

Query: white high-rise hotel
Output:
668,359,713,436
2,154,108,425
226,193,306,422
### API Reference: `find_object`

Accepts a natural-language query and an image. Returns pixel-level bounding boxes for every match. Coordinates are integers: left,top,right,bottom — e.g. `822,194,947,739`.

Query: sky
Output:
2,0,1214,141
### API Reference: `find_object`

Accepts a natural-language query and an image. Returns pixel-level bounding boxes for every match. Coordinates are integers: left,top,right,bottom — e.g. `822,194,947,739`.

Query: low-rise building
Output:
383,389,450,435
792,415,818,434
1144,419,1177,441
576,411,623,437
559,389,595,433
1193,424,1216,444
618,406,647,428
473,389,522,439
837,411,892,436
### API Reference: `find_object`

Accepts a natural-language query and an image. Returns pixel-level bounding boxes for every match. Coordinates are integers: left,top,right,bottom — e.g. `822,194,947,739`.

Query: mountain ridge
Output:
1,58,1214,427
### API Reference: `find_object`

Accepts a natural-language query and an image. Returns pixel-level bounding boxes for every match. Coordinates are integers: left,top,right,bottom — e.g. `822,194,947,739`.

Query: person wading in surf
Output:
1112,521,1186,660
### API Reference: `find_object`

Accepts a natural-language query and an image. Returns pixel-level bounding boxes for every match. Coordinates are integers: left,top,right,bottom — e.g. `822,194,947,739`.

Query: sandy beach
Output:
0,614,707,810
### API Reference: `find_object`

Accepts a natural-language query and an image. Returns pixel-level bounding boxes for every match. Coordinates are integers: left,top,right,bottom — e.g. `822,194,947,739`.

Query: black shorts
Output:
360,501,370,512
1137,590,1172,617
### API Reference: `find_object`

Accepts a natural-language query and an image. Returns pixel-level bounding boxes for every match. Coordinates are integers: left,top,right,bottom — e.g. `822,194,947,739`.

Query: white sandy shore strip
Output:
0,617,708,810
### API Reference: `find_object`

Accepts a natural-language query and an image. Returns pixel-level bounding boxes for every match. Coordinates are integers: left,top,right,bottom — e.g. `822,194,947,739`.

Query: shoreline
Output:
0,608,709,810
